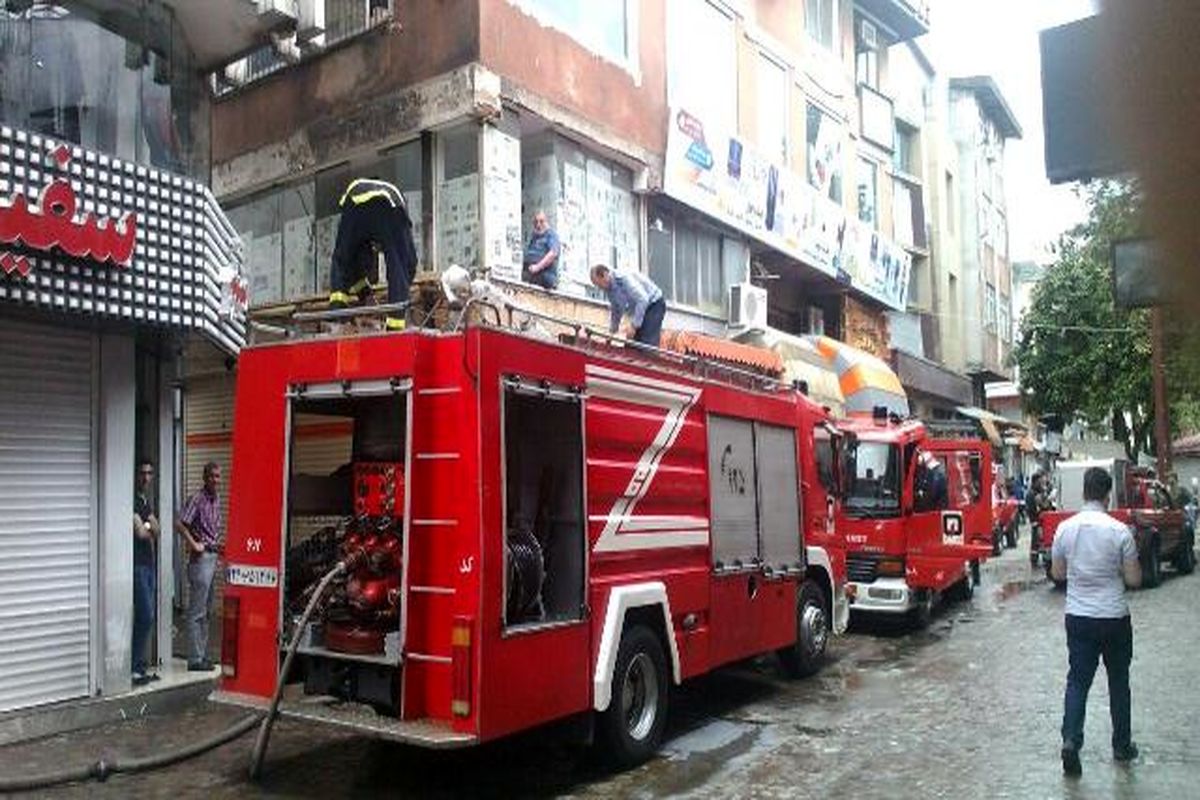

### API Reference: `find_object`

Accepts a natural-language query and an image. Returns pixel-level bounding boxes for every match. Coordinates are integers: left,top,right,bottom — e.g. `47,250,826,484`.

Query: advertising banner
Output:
663,107,911,311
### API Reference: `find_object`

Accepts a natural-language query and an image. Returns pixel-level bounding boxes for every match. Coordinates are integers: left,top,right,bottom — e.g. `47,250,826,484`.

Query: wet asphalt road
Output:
3,534,1197,799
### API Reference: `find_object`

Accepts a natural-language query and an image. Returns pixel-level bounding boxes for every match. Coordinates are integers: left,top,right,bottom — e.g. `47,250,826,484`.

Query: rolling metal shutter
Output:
0,320,95,712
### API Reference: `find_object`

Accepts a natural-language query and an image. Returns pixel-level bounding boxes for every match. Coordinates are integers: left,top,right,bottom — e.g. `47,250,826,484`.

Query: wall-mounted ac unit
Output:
728,283,768,332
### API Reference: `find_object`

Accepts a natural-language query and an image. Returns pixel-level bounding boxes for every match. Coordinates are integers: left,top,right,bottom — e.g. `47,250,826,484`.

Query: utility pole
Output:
1151,307,1171,478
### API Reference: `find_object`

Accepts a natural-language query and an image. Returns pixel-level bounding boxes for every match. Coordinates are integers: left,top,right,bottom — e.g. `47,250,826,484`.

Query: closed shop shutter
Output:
0,320,95,712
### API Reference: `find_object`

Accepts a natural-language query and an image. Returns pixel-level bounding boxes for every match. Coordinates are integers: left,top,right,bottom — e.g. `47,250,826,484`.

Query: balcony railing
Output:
854,0,930,42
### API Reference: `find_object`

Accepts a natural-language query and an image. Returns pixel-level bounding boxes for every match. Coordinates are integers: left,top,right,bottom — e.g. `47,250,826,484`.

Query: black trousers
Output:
1062,614,1133,751
633,298,667,347
330,198,418,305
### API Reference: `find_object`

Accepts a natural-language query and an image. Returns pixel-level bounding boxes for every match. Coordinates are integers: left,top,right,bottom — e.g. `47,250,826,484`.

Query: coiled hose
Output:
0,553,362,794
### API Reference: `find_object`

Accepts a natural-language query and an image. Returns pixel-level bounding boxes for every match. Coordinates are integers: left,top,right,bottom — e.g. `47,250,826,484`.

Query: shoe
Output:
1062,745,1082,777
187,659,214,672
132,673,152,687
147,673,162,683
1114,742,1139,762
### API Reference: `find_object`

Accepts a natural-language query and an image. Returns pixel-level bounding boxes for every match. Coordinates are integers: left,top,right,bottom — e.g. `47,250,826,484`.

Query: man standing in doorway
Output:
589,264,666,348
1051,466,1142,777
132,460,160,685
176,461,223,672
522,211,561,290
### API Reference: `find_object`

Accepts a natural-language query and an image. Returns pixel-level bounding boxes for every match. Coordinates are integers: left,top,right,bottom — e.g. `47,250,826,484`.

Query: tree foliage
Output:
1014,182,1152,460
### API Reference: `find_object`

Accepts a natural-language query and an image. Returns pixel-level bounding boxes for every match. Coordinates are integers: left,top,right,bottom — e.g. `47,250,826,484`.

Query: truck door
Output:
908,441,993,561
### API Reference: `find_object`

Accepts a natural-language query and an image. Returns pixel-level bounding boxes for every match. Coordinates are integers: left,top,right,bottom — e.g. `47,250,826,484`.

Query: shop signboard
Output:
0,125,247,353
663,107,911,311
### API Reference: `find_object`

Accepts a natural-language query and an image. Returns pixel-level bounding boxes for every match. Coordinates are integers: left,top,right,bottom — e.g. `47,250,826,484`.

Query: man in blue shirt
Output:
589,264,666,347
1051,466,1142,777
523,211,560,290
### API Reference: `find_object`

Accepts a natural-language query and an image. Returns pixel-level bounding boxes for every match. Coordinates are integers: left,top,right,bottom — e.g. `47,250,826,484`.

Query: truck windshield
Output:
845,441,901,516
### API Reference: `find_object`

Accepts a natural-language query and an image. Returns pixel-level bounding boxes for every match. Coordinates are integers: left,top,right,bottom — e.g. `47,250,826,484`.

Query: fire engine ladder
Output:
249,301,411,337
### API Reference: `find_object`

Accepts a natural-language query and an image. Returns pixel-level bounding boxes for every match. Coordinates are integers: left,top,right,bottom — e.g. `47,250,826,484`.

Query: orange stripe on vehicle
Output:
839,363,905,396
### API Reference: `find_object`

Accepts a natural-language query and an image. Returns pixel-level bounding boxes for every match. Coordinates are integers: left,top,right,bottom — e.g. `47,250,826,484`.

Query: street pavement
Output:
2,533,1196,799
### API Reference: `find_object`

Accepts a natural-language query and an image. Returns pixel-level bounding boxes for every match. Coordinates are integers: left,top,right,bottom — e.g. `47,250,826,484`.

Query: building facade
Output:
947,75,1021,402
0,0,257,716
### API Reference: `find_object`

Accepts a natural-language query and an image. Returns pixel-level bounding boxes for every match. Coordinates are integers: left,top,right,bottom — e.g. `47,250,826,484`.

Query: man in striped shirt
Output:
176,462,224,672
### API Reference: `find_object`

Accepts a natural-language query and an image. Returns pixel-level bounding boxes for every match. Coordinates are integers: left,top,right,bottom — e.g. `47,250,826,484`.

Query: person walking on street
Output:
132,460,160,685
589,264,666,348
1051,466,1142,777
176,462,224,672
522,211,561,290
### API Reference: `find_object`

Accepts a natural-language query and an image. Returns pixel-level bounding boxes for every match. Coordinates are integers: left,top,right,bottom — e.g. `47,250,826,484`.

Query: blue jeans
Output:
132,563,156,675
633,298,666,347
186,552,218,665
1062,614,1133,750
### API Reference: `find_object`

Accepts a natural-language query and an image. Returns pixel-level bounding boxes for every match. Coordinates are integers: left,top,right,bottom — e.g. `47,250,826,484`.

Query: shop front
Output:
0,6,246,713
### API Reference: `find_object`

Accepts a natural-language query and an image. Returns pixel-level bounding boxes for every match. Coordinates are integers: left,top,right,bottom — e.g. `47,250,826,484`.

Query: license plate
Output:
226,564,279,588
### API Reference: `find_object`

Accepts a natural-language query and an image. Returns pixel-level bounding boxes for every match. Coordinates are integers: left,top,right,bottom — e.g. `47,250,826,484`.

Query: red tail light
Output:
451,616,473,718
221,596,240,678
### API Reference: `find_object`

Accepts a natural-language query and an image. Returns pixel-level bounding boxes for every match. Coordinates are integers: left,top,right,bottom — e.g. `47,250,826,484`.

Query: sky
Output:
925,0,1098,264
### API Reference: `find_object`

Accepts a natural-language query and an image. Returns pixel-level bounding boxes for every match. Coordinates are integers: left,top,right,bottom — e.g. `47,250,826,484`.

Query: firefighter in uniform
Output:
328,177,418,330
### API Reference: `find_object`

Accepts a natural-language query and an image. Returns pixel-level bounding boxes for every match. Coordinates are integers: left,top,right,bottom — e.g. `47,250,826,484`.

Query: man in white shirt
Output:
1051,466,1142,777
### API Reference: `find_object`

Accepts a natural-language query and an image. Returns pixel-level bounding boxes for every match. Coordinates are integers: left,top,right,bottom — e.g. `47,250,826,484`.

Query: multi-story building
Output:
946,75,1022,402
0,0,257,722
208,0,930,354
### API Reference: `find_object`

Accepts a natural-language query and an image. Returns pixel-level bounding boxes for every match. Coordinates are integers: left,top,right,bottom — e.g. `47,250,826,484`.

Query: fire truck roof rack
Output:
291,301,411,322
494,301,788,394
923,418,986,439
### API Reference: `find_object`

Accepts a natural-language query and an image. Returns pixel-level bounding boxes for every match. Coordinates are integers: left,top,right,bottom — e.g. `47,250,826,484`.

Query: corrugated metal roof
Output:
660,331,784,376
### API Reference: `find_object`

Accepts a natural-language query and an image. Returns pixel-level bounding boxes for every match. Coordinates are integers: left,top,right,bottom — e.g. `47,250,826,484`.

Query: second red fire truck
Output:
214,315,848,767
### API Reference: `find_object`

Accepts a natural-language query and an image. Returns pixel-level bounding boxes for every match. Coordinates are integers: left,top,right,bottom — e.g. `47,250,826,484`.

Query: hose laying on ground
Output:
249,549,366,781
0,713,261,794
0,554,362,794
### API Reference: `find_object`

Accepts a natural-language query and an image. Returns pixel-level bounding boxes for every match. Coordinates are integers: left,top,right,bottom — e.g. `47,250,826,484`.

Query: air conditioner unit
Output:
728,283,768,332
859,18,879,51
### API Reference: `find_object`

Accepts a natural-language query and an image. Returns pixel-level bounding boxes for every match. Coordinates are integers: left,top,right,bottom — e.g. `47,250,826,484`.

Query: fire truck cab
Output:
214,320,846,766
838,413,994,624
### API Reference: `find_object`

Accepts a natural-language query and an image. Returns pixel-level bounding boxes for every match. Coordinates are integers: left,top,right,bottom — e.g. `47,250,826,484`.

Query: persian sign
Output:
663,107,912,312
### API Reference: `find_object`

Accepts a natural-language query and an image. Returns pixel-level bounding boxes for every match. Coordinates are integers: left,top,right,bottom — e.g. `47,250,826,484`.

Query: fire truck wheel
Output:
1141,538,1162,588
1173,530,1196,575
778,581,829,678
909,591,933,629
598,624,668,768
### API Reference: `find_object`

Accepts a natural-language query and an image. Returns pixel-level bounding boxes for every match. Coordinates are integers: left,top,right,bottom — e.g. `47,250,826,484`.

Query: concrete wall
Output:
212,0,480,166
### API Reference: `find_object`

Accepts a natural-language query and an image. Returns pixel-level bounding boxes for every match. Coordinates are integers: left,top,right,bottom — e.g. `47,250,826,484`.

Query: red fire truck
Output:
836,413,995,625
213,321,847,766
1038,459,1196,587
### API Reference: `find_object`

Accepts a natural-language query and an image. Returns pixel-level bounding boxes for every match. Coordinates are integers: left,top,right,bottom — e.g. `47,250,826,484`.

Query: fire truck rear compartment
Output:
282,387,409,715
502,379,586,628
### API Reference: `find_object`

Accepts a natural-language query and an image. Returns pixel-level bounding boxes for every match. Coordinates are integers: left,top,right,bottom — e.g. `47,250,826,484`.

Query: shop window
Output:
857,157,877,228
667,0,737,130
806,0,839,53
807,103,843,203
438,126,480,270
648,202,739,317
519,131,638,294
514,0,637,66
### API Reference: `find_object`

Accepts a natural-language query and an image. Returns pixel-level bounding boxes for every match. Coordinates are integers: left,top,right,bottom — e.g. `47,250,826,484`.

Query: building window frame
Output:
667,0,738,130
756,49,790,165
648,201,743,318
857,156,878,228
514,0,641,77
806,0,840,54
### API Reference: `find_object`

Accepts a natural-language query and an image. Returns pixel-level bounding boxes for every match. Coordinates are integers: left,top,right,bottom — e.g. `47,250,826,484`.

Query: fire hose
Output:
0,553,362,794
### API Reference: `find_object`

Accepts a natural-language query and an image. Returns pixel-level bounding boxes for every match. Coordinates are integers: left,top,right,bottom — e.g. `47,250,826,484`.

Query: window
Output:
806,0,839,52
648,202,740,316
999,293,1011,342
985,282,998,331
757,53,789,164
517,0,636,65
894,121,919,175
855,16,879,89
437,125,480,270
845,441,901,516
807,103,844,203
857,157,877,227
668,0,737,128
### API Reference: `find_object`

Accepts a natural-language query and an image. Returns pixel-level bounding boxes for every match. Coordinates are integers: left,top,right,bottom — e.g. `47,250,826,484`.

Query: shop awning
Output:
660,330,784,376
